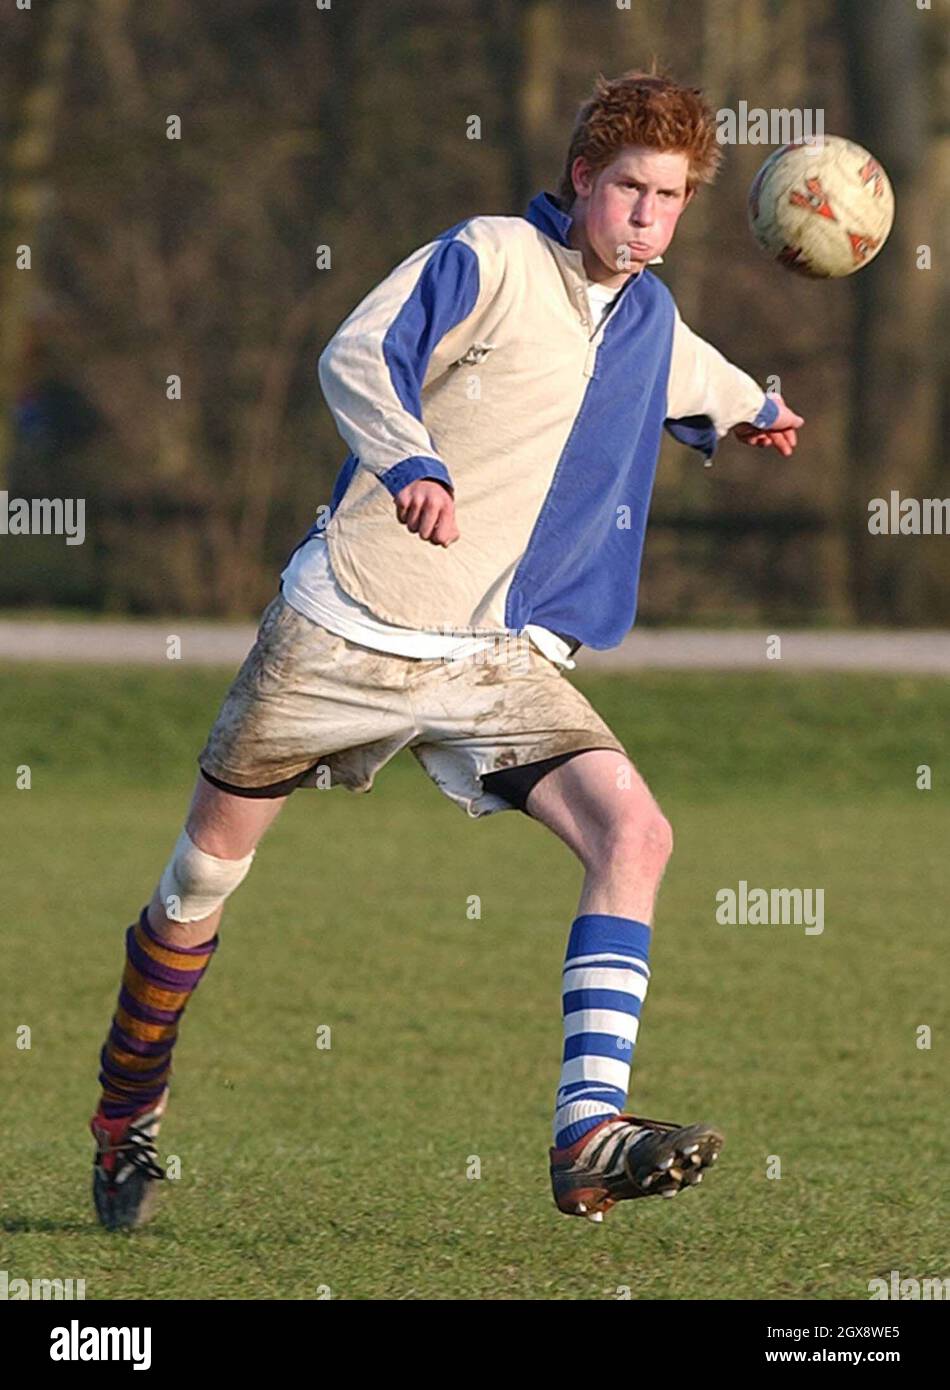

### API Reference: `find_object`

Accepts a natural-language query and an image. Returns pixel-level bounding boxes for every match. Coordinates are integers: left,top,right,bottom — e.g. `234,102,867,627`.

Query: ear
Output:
571,155,593,199
683,186,696,209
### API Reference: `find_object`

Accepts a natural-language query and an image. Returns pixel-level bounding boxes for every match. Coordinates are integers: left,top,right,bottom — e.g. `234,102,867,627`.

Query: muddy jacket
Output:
301,191,777,651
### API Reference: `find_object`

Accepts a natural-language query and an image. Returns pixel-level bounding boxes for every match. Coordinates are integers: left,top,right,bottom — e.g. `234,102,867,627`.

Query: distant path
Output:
579,630,950,674
1,622,949,673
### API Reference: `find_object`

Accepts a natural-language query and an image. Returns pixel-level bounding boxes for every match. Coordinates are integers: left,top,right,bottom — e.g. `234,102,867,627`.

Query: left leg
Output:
407,646,723,1217
511,747,722,1218
519,747,671,1140
520,747,673,922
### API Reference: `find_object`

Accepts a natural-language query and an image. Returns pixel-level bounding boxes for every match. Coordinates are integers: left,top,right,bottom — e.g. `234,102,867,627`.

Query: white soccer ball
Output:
747,135,895,278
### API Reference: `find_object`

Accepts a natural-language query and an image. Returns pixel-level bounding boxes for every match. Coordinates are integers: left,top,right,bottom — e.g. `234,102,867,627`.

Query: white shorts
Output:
198,593,627,818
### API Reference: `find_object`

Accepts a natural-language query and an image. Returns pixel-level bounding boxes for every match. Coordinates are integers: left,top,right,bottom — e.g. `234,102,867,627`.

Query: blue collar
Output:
524,190,657,284
525,190,574,247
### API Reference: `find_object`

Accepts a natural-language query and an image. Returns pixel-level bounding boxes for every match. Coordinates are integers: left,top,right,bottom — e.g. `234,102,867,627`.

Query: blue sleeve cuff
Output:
664,415,719,460
378,456,454,497
751,394,780,430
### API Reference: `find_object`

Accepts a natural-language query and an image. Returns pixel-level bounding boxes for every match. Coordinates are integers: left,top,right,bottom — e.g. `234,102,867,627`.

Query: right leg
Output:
90,593,417,1226
146,770,289,947
98,771,290,1115
90,772,289,1229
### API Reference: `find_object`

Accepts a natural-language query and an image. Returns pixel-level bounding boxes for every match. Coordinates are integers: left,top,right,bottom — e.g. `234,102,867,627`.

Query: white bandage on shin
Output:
158,829,255,923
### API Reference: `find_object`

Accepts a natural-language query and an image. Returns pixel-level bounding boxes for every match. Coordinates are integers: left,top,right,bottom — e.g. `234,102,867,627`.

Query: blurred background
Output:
0,0,947,625
3,4,950,1302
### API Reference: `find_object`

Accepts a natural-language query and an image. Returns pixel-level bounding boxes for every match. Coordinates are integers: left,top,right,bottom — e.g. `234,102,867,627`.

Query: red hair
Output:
556,68,723,207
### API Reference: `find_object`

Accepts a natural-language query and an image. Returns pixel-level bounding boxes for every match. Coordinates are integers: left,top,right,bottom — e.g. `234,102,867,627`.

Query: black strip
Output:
552,630,582,656
481,745,620,815
199,764,321,799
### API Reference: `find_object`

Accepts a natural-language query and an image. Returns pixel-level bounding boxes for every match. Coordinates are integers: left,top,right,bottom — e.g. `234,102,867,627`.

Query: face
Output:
567,145,694,286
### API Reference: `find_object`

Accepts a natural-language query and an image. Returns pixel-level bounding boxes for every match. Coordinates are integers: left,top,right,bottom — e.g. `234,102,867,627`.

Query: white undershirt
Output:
280,281,625,670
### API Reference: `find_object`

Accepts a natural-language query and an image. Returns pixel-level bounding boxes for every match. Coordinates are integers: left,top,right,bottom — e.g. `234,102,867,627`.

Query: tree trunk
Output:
484,0,560,215
838,0,940,622
0,0,82,489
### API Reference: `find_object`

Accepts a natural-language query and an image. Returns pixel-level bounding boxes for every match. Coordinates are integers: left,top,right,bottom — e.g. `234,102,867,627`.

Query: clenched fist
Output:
393,478,460,547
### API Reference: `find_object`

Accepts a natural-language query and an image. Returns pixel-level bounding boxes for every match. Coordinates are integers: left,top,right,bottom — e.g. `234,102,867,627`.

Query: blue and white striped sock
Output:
553,913,651,1149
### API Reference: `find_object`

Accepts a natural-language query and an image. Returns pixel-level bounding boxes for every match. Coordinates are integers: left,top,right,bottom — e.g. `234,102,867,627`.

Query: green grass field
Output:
2,664,948,1300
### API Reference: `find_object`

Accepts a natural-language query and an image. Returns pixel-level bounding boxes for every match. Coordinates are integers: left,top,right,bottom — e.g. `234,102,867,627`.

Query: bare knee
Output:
645,808,674,864
147,777,285,937
594,803,674,876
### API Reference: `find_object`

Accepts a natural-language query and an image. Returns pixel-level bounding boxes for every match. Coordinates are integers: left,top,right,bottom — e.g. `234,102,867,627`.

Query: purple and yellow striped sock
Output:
97,908,218,1119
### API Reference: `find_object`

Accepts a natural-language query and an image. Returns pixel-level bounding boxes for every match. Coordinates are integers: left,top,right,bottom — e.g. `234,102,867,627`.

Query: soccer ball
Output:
747,135,895,278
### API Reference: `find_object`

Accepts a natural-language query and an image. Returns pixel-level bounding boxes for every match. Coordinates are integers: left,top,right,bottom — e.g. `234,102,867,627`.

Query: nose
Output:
633,192,656,227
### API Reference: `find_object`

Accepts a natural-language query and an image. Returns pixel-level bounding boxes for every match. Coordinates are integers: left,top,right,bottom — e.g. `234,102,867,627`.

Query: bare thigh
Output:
147,774,289,941
523,749,667,863
182,772,288,857
522,749,673,923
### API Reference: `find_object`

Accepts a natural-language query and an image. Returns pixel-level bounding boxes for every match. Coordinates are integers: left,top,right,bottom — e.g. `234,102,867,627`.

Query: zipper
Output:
571,284,600,377
584,310,612,377
576,281,620,376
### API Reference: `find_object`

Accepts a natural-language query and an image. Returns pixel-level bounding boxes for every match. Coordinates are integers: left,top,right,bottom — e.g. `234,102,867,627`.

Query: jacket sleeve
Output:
664,308,779,460
317,224,500,498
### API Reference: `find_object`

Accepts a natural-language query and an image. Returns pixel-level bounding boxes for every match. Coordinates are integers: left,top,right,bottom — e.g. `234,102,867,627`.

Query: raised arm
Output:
317,220,502,545
663,307,789,459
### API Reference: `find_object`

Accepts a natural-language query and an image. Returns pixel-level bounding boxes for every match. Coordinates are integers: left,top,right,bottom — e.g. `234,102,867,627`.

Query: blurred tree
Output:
0,0,82,491
0,0,944,622
484,0,560,215
46,0,330,612
839,0,942,623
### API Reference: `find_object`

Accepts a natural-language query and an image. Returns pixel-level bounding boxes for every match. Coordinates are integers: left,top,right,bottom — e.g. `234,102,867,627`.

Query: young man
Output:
89,71,803,1229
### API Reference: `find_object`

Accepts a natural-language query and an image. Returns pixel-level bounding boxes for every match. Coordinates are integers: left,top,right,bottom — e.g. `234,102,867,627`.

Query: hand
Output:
732,394,804,458
393,478,460,546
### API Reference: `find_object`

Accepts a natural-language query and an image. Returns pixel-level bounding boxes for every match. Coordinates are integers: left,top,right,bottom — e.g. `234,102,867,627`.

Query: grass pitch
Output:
1,664,948,1300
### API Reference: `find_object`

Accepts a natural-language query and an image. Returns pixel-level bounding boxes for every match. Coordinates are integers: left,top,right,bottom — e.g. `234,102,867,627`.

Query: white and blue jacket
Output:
299,191,777,652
